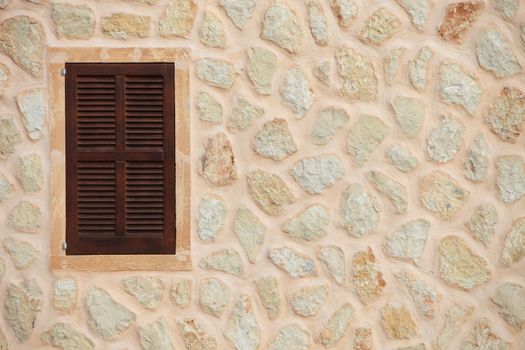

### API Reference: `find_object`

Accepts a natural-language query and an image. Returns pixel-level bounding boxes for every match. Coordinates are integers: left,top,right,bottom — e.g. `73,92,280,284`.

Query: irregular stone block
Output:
255,276,280,320
246,47,277,95
18,153,42,192
177,319,217,350
496,155,525,204
197,194,226,242
101,13,150,39
41,322,94,350
392,96,426,138
395,269,440,318
51,3,95,39
319,303,354,347
170,279,191,308
228,97,264,132
121,276,164,310
198,11,226,48
386,144,419,173
419,171,468,219
476,28,520,78
336,47,377,101
384,219,430,264
269,324,310,350
290,285,328,317
282,204,329,242
486,86,525,143
253,118,297,161
220,0,256,29
199,278,230,317
395,0,432,31
311,107,349,145
461,318,510,350
53,277,77,311
0,171,15,202
465,203,497,245
318,245,345,286
198,133,237,186
224,295,260,350
366,170,407,214
308,2,328,46
380,304,417,340
426,114,464,163
138,318,174,350
4,278,43,342
435,302,473,350
438,1,484,42
290,155,344,194
346,115,387,167
361,8,401,45
233,206,266,263
464,133,489,182
246,169,294,216
196,58,235,89
501,217,525,266
0,117,22,158
199,249,244,277
280,67,313,118
409,46,433,91
340,183,380,237
492,282,525,329
268,247,317,278
261,2,303,53
16,87,47,140
330,0,357,29
159,0,197,38
352,247,386,304
3,236,38,270
196,91,222,124
384,47,406,85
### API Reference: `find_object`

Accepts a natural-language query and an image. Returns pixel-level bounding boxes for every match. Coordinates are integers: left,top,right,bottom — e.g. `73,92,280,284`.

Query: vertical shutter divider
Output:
115,75,126,237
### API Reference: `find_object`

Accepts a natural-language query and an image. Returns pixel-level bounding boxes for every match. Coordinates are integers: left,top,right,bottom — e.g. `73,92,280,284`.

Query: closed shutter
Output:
65,63,175,255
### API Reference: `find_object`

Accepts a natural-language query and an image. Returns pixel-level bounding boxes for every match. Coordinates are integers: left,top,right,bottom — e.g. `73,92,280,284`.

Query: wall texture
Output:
0,0,524,349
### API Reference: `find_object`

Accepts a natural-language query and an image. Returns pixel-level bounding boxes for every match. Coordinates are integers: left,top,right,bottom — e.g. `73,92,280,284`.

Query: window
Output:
49,48,191,270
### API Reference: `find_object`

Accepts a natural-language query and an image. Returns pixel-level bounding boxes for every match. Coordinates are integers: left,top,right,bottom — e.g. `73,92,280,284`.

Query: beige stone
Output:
384,219,430,264
426,114,464,163
198,11,226,48
282,204,329,242
198,133,237,186
361,8,401,45
492,282,525,329
396,345,426,350
269,324,310,350
253,118,297,161
3,236,38,270
255,276,280,320
438,61,481,115
138,318,174,350
4,278,43,342
330,0,357,29
121,277,164,310
197,194,226,242
346,115,388,167
384,47,406,85
220,0,256,29
308,2,328,46
233,206,266,263
199,278,230,317
435,302,473,350
0,64,8,94
0,258,5,282
8,200,42,233
395,269,440,318
0,171,14,202
290,285,328,317
199,249,244,277
290,155,344,194
386,144,419,173
461,318,510,350
261,2,303,54
336,47,378,101
319,303,354,347
476,28,520,78
353,328,373,350
41,322,94,350
0,117,22,158
486,86,525,143
501,217,525,266
51,3,95,39
311,107,349,145
101,13,150,39
312,61,331,86
495,0,518,21
352,247,386,304
53,277,77,311
439,235,491,290
268,247,317,278
246,169,294,216
178,319,217,350
197,91,222,124
464,133,490,182
18,154,42,192
170,279,191,308
496,155,525,204
392,96,426,138
280,67,313,118
228,97,264,132
419,171,468,220
224,295,260,350
396,0,431,31
381,304,417,339
409,46,433,91
0,16,44,75
465,203,497,245
318,245,346,286
438,1,484,42
366,170,407,214
0,0,7,9
16,87,47,140
196,58,235,89
340,183,380,237
246,47,277,95
159,0,197,38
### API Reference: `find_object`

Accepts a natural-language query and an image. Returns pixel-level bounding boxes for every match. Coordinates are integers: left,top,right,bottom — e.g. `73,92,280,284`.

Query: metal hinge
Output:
61,68,67,76
62,242,68,250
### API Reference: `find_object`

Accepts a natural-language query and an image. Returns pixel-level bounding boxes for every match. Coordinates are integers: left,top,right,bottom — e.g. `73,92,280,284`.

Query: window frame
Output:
49,47,191,271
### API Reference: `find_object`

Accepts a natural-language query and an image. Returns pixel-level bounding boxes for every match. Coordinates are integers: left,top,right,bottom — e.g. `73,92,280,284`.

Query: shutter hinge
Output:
61,68,67,76
62,242,68,250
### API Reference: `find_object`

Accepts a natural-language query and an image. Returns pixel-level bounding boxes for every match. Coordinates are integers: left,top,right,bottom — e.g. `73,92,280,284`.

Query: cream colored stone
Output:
330,0,357,29
4,278,43,342
253,118,297,161
198,11,226,48
261,2,303,54
438,61,481,115
384,219,430,264
476,28,520,78
438,1,484,42
361,8,401,45
159,0,197,38
501,217,525,266
138,318,174,350
353,328,373,350
282,204,329,242
386,144,419,173
435,302,473,350
197,91,222,124
396,0,431,31
196,58,235,89
426,114,464,163
346,115,388,167
18,153,42,192
101,13,150,39
269,324,310,350
409,46,433,91
366,170,407,214
8,200,42,233
177,319,217,350
268,247,317,278
233,206,266,263
495,0,518,21
220,0,256,29
121,277,164,310
0,0,7,9
0,117,22,158
465,203,497,245
0,64,8,94
197,194,226,242
228,97,264,132
0,258,5,282
486,86,525,143
318,245,346,286
384,47,406,85
199,249,244,277
246,169,294,216
224,295,260,350
290,155,344,194
0,171,14,202
170,279,191,308
198,133,237,186
311,107,349,145
395,269,440,318
16,87,47,140
319,303,354,347
380,303,417,339
41,322,94,350
255,276,280,320
419,171,468,219
51,2,95,39
199,278,230,317
461,318,510,350
313,61,331,86
352,247,386,305
464,133,490,182
308,2,328,46
340,183,380,237
336,47,378,101
53,277,77,311
492,282,525,329
392,96,426,137
280,67,313,118
246,47,277,95
290,285,328,317
3,236,37,270
496,155,525,204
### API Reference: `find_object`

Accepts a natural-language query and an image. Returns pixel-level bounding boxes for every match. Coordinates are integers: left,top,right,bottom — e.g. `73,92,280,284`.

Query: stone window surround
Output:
49,47,191,271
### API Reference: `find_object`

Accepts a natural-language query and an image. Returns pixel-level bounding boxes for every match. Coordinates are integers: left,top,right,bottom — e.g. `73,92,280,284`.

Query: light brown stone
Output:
121,277,164,310
53,277,77,311
319,303,354,347
395,269,440,318
220,0,256,29
8,200,42,233
486,87,525,143
352,247,386,304
177,319,217,350
170,279,191,308
495,0,518,21
51,2,95,39
409,47,433,91
198,11,226,48
419,171,468,220
386,144,419,173
313,61,331,86
361,8,401,45
253,118,297,161
228,97,264,132
346,115,388,167
0,171,15,202
0,117,22,158
464,133,490,182
438,1,485,42
435,302,473,350
199,278,230,317
255,276,280,320
224,295,260,350
261,2,303,54
492,282,525,329
353,328,373,350
501,217,525,266
282,204,329,242
199,249,244,277
336,47,378,101
426,114,464,163
198,133,237,186
0,64,8,94
311,107,349,145
380,304,417,339
246,169,294,216
246,47,277,95
366,170,407,214
159,0,197,38
18,154,42,192
3,236,38,270
465,203,497,245
496,155,525,204
330,0,357,29
308,1,328,46
392,96,426,138
461,318,510,350
138,318,174,350
384,47,406,85
233,206,266,263
41,322,94,350
101,13,150,39
197,91,222,124
4,278,43,342
290,285,328,317
269,324,310,350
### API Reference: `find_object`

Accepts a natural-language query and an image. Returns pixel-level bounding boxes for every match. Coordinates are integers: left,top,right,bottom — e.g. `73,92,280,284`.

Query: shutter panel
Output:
65,63,175,255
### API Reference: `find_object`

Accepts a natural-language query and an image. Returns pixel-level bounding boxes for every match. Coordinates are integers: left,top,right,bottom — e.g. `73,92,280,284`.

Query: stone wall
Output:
0,0,524,349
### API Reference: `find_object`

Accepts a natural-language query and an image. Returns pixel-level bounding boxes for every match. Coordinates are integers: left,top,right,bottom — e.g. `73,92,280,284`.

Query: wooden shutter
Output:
65,63,175,255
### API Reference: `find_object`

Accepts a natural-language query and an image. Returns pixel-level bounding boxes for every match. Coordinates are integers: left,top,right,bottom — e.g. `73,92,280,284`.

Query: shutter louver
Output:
66,63,175,255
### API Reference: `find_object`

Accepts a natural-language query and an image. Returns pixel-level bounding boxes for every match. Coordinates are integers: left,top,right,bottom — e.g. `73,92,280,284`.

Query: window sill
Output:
50,254,192,271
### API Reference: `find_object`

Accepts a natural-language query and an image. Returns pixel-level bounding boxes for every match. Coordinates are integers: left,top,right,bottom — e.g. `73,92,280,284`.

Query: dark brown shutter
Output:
65,63,175,255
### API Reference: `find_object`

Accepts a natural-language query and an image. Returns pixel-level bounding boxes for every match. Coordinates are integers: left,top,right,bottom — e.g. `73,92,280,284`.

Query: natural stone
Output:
53,277,77,311
340,183,380,237
384,219,430,264
464,133,489,182
439,235,491,290
138,318,173,350
496,155,525,204
353,328,373,350
396,0,431,31
41,322,95,350
384,47,406,85
361,8,401,45
409,46,433,91
198,133,237,186
246,47,277,95
308,2,328,46
101,13,150,39
336,47,378,101
476,28,520,78
438,1,484,42
197,91,222,124
170,279,191,308
159,0,197,38
0,327,5,350
380,304,417,339
501,217,525,266
290,285,328,317
196,58,235,89
0,171,14,202
255,276,280,320
396,345,426,350
486,86,525,143
438,61,481,115
0,117,22,158
86,288,136,340
319,303,354,347
311,107,349,145
246,169,294,216
465,203,497,245
0,16,44,75
4,236,37,269
461,318,510,350
51,3,95,39
290,155,344,194
282,204,329,242
8,200,42,232
0,64,8,94
134,0,160,4
228,97,264,132
396,269,440,318
4,278,43,342
330,0,357,29
269,324,310,350
261,2,303,53
233,206,266,263
177,319,217,350
199,278,230,317
318,245,346,286
313,61,330,86
18,153,42,192
426,114,464,163
268,247,317,278
199,249,244,277
435,302,473,350
352,247,386,304
366,170,407,214
346,115,387,167
492,282,525,329
386,145,419,173
121,277,164,310
280,67,313,118
392,96,426,138
224,295,260,350
0,258,5,281
220,0,256,29
0,0,7,9
16,87,47,140
419,171,468,219
253,118,297,161
495,0,518,21
197,194,226,242
198,11,226,48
